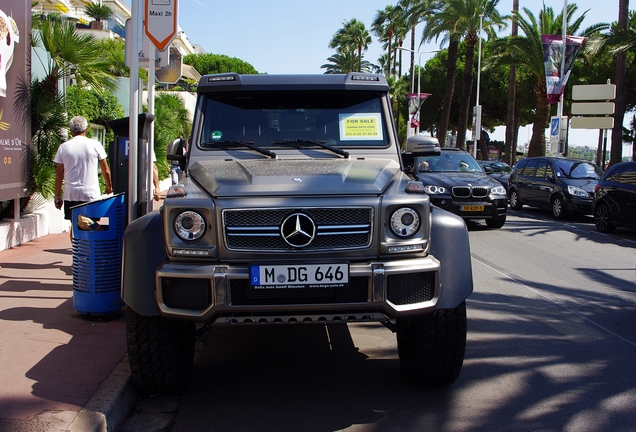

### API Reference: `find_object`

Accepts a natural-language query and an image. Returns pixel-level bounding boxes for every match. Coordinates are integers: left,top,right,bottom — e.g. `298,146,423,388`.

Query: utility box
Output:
71,194,126,315
108,113,155,194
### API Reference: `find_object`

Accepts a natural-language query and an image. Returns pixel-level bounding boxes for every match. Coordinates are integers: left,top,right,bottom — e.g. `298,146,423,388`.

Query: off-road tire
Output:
594,202,616,233
396,301,467,387
485,215,506,228
126,308,196,395
509,189,523,210
551,196,567,220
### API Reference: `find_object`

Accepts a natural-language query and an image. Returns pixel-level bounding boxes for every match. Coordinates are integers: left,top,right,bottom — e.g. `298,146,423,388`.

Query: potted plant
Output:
84,2,112,30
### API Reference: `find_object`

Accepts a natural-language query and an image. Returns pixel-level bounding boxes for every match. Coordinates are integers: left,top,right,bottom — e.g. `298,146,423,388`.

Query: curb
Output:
69,354,139,432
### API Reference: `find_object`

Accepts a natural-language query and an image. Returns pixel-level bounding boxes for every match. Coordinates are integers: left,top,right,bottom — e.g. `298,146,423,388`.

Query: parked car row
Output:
407,136,635,234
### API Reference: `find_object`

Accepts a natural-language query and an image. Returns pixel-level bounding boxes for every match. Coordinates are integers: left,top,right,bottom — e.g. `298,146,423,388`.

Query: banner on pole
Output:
407,93,431,128
542,35,585,104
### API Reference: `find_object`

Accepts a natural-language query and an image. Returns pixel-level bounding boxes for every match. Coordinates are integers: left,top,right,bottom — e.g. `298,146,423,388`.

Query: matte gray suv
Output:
121,73,474,394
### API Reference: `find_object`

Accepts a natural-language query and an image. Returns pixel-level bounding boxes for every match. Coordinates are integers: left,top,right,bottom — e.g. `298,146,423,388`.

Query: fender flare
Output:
121,211,165,316
428,207,474,309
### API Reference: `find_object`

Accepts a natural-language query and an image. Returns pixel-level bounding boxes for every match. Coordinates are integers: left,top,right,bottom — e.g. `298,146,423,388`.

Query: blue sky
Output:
175,0,621,75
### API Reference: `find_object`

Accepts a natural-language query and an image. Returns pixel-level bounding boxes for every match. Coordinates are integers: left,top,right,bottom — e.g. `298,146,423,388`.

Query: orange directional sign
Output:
144,0,178,51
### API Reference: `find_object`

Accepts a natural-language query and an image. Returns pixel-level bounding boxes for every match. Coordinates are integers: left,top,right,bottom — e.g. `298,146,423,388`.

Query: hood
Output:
416,171,500,189
560,178,599,193
188,158,401,197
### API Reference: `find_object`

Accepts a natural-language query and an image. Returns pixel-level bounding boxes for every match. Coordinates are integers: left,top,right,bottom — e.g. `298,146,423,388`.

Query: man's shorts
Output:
64,201,86,220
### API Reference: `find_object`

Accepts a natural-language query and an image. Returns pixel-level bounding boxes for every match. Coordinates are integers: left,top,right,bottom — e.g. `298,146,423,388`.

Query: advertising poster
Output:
0,1,29,201
542,34,585,104
407,92,430,128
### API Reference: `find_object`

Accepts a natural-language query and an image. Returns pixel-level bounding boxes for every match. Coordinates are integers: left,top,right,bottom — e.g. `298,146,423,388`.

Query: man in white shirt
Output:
54,116,113,221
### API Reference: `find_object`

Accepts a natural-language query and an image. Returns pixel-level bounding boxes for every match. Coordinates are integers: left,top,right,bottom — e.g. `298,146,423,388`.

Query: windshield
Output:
416,152,483,173
554,160,603,179
197,91,389,150
487,162,512,173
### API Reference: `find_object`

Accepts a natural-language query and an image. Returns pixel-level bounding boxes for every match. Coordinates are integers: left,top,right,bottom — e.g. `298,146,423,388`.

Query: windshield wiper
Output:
273,139,349,158
200,140,276,158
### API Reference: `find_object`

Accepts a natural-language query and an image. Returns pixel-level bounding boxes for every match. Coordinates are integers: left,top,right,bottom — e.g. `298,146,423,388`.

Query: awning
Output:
181,64,201,82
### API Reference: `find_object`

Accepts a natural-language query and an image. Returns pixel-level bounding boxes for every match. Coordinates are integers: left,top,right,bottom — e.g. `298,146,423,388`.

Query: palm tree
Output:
32,18,118,93
434,0,507,151
488,5,608,157
329,19,373,72
321,52,373,74
153,93,192,178
372,5,401,76
84,2,113,29
399,0,438,82
421,2,459,146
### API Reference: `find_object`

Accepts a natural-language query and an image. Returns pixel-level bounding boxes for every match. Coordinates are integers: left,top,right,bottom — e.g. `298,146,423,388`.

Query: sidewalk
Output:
0,232,138,432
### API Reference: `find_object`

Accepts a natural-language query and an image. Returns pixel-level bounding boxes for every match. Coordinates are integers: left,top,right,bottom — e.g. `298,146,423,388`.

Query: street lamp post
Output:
398,47,441,137
473,13,484,159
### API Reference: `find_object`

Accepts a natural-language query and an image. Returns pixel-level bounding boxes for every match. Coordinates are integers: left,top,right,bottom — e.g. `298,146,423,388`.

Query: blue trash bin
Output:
71,193,126,315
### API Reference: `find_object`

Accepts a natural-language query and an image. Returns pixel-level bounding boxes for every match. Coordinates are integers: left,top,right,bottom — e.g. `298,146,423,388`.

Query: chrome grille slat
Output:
452,185,489,198
223,207,373,251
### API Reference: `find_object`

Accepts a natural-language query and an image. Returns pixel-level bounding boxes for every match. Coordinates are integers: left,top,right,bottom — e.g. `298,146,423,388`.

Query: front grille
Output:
230,277,369,305
224,207,373,251
387,272,434,305
161,277,212,310
452,186,489,198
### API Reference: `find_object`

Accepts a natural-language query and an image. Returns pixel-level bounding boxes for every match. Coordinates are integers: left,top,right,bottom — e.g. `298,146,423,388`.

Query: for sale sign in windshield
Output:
0,2,29,202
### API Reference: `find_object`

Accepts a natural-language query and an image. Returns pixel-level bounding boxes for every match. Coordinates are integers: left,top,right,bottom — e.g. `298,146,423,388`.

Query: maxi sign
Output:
0,2,29,202
144,0,179,51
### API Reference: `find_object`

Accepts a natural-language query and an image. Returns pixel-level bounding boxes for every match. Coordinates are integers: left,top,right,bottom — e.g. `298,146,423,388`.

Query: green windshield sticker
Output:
339,113,383,141
211,131,223,140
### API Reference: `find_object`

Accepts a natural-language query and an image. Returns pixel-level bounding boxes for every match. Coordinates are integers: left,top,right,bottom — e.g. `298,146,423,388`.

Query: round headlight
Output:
423,184,446,194
174,211,206,241
390,207,420,237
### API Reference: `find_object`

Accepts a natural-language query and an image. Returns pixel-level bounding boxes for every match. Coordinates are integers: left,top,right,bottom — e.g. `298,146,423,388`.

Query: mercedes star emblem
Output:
280,213,316,248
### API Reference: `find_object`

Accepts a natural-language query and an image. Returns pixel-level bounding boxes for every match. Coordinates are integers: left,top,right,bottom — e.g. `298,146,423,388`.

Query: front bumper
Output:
154,257,441,324
430,196,508,220
568,196,594,215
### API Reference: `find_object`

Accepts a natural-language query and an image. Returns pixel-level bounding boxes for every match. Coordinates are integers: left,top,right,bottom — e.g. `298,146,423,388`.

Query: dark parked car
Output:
413,145,508,228
507,157,604,219
479,160,513,190
593,161,636,233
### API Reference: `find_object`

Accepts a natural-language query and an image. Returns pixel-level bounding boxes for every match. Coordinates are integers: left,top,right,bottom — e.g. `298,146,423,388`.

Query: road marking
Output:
472,256,636,349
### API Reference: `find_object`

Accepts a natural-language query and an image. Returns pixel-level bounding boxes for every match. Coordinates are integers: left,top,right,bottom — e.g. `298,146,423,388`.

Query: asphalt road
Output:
122,210,636,432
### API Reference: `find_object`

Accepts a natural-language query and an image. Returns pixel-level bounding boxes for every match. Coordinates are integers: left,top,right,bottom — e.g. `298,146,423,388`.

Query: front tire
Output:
594,202,616,233
486,215,506,228
551,196,567,220
397,301,467,387
126,308,196,395
509,189,523,210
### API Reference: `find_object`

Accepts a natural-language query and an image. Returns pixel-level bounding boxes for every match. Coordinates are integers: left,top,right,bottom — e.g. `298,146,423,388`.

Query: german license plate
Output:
460,205,484,212
250,264,349,288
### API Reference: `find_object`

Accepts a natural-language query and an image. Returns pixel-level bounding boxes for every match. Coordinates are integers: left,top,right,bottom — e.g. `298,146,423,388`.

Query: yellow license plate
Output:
460,205,484,212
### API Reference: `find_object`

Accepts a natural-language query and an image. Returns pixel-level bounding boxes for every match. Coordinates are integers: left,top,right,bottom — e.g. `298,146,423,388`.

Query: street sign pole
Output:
128,0,141,223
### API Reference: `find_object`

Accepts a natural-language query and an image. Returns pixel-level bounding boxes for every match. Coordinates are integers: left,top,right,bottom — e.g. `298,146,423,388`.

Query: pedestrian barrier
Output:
71,193,126,315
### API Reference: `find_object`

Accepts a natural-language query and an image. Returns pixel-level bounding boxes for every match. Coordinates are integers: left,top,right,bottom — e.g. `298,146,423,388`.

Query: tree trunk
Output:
611,0,629,167
437,40,459,147
528,88,549,157
455,42,476,150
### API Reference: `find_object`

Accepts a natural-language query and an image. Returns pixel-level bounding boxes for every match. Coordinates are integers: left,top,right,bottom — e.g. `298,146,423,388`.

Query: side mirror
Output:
484,166,493,174
166,138,187,171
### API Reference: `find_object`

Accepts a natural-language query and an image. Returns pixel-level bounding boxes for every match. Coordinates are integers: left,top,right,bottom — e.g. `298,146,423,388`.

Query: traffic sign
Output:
571,102,614,115
572,84,616,101
144,0,178,51
570,117,614,129
155,48,182,84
